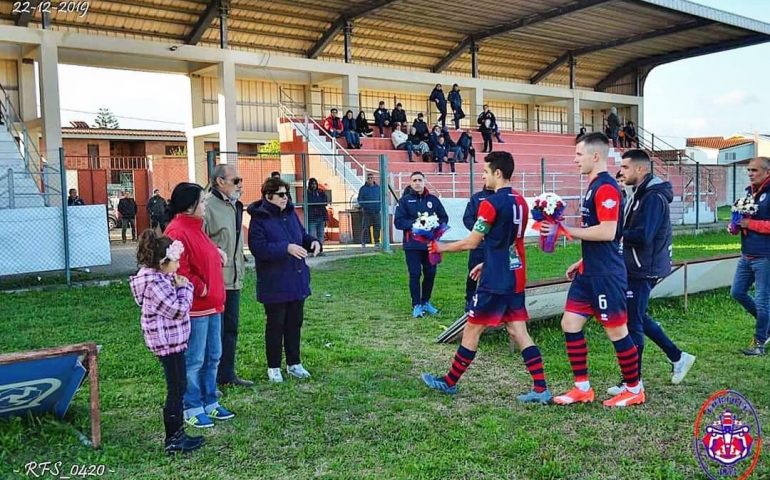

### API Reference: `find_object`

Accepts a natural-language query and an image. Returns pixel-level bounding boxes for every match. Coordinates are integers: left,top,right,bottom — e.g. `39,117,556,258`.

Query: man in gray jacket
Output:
206,164,253,388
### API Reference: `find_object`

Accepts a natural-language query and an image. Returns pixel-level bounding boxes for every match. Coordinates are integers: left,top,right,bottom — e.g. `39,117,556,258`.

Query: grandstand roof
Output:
5,0,770,92
686,136,754,150
62,127,186,141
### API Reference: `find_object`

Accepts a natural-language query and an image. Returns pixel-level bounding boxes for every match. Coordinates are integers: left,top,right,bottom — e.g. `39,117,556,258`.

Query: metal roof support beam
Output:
41,9,51,29
343,20,352,63
219,0,229,49
530,18,714,84
307,0,398,59
185,0,219,45
568,54,576,89
596,33,770,91
433,0,612,73
15,0,41,26
470,40,479,78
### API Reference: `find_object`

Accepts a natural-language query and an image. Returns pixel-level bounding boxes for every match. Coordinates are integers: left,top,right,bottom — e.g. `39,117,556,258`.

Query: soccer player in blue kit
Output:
541,132,644,407
420,152,552,404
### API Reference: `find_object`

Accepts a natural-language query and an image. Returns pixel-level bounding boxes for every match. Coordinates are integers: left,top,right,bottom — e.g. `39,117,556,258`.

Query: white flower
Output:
533,192,565,216
733,195,758,215
412,212,440,231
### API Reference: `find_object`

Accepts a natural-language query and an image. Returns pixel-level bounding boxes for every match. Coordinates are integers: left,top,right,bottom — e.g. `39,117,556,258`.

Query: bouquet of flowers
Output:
728,195,758,235
412,212,450,265
531,192,571,253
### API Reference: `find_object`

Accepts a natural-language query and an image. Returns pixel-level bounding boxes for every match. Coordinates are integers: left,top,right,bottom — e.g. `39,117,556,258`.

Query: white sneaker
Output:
671,352,696,385
267,368,283,383
287,363,311,379
607,382,626,396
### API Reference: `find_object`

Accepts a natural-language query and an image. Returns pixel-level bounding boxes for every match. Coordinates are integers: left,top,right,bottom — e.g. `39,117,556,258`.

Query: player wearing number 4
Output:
540,132,644,407
421,152,552,403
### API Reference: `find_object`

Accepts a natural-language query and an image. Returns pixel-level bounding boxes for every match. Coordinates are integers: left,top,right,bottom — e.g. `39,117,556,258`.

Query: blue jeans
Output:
627,278,682,377
344,130,360,148
308,219,325,245
731,255,770,343
396,142,414,161
184,313,222,418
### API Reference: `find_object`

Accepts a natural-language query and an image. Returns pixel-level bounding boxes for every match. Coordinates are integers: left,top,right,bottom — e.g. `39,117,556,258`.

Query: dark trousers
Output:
405,249,437,307
121,218,136,241
452,107,465,129
465,249,484,308
217,289,241,384
627,277,682,378
264,300,304,368
159,351,187,439
151,216,167,232
376,119,389,136
437,110,447,128
437,156,455,173
481,131,493,152
361,211,381,245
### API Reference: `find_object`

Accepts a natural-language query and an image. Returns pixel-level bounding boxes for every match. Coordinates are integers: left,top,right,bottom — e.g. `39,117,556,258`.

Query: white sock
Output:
575,380,591,392
627,383,642,394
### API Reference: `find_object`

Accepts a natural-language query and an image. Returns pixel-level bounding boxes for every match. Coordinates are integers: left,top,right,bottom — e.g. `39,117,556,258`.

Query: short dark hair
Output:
261,177,290,197
379,101,385,105
485,151,515,180
270,171,281,178
153,188,160,194
622,149,651,167
396,102,402,107
410,171,424,179
579,131,610,149
69,188,77,195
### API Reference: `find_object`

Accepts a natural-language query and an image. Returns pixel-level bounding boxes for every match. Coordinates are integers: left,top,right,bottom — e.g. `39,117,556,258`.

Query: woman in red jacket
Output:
165,182,236,429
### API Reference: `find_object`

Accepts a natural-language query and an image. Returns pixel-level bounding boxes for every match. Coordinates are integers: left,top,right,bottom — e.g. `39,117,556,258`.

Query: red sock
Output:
521,345,547,392
565,331,589,383
613,336,640,388
443,345,476,387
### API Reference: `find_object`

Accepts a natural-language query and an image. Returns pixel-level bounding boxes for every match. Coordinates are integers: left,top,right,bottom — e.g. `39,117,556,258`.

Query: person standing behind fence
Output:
165,182,236,429
477,105,495,154
448,84,465,131
129,231,203,454
247,178,321,382
462,186,493,312
607,107,621,148
429,84,448,129
148,189,168,232
730,156,770,356
358,172,381,247
118,190,138,243
394,171,448,318
204,165,254,389
68,188,85,206
306,178,328,248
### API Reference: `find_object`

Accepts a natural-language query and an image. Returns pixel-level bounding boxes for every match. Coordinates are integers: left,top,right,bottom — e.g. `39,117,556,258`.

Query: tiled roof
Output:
62,128,185,139
686,136,754,150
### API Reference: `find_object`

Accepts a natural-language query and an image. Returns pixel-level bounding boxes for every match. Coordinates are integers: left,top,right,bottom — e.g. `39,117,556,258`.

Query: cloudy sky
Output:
57,1,769,148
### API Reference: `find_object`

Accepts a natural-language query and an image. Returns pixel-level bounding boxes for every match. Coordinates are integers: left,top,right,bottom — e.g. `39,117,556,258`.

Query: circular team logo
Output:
427,201,433,209
694,390,762,479
760,193,766,203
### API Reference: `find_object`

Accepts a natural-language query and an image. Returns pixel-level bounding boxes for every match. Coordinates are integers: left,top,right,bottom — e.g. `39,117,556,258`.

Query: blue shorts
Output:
565,274,627,327
468,291,528,326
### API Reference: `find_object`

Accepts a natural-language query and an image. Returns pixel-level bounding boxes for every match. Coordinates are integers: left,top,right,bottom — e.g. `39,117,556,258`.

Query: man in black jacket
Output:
391,103,407,126
118,190,138,243
612,149,695,395
147,189,168,232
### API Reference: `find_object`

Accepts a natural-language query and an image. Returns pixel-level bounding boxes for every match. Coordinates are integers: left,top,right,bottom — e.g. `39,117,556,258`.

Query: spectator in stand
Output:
342,110,362,149
357,172,382,247
477,105,495,153
435,136,455,173
408,126,431,161
624,121,637,148
576,127,587,143
323,108,344,140
429,84,448,129
491,114,505,143
457,130,475,163
730,157,770,356
391,102,407,126
374,101,391,138
247,177,320,382
165,182,235,429
391,122,414,162
440,126,457,148
118,190,138,243
428,125,443,152
394,172,449,318
413,113,430,142
607,107,621,147
148,189,168,232
68,188,85,206
448,84,465,131
355,111,373,137
306,177,328,247
270,171,281,179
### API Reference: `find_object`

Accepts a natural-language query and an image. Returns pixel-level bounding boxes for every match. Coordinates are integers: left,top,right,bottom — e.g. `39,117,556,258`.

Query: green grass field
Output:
2,231,767,479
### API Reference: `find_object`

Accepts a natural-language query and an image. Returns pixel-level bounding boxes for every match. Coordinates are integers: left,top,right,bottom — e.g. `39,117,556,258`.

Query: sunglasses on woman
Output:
272,192,288,198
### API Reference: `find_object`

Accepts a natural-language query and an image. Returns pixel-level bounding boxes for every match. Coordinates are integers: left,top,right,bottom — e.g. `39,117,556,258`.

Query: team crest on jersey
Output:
694,390,762,480
601,198,617,209
760,193,767,203
427,201,433,209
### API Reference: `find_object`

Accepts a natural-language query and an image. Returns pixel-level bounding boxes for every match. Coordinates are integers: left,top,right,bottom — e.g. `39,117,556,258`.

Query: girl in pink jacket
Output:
129,229,203,455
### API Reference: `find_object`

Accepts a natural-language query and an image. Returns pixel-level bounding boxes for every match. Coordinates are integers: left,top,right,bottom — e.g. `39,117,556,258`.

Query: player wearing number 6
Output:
421,152,552,403
540,132,644,407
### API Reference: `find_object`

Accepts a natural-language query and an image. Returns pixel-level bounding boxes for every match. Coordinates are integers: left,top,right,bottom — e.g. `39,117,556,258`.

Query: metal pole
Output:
301,153,309,228
219,0,229,49
206,150,216,184
469,158,474,196
695,162,700,230
732,162,737,203
59,147,71,286
540,157,546,194
7,168,14,209
379,154,392,253
470,39,479,79
343,20,353,64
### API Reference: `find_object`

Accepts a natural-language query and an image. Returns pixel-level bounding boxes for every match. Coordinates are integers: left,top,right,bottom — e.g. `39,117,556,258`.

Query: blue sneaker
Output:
420,373,457,395
412,304,425,318
422,301,440,315
516,389,553,405
206,406,235,421
185,413,214,429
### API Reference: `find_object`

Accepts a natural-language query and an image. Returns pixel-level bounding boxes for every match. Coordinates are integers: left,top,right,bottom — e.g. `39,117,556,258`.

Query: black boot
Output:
164,428,204,454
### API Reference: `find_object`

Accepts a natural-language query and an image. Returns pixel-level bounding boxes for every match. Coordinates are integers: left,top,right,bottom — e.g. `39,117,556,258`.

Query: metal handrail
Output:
0,82,45,173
